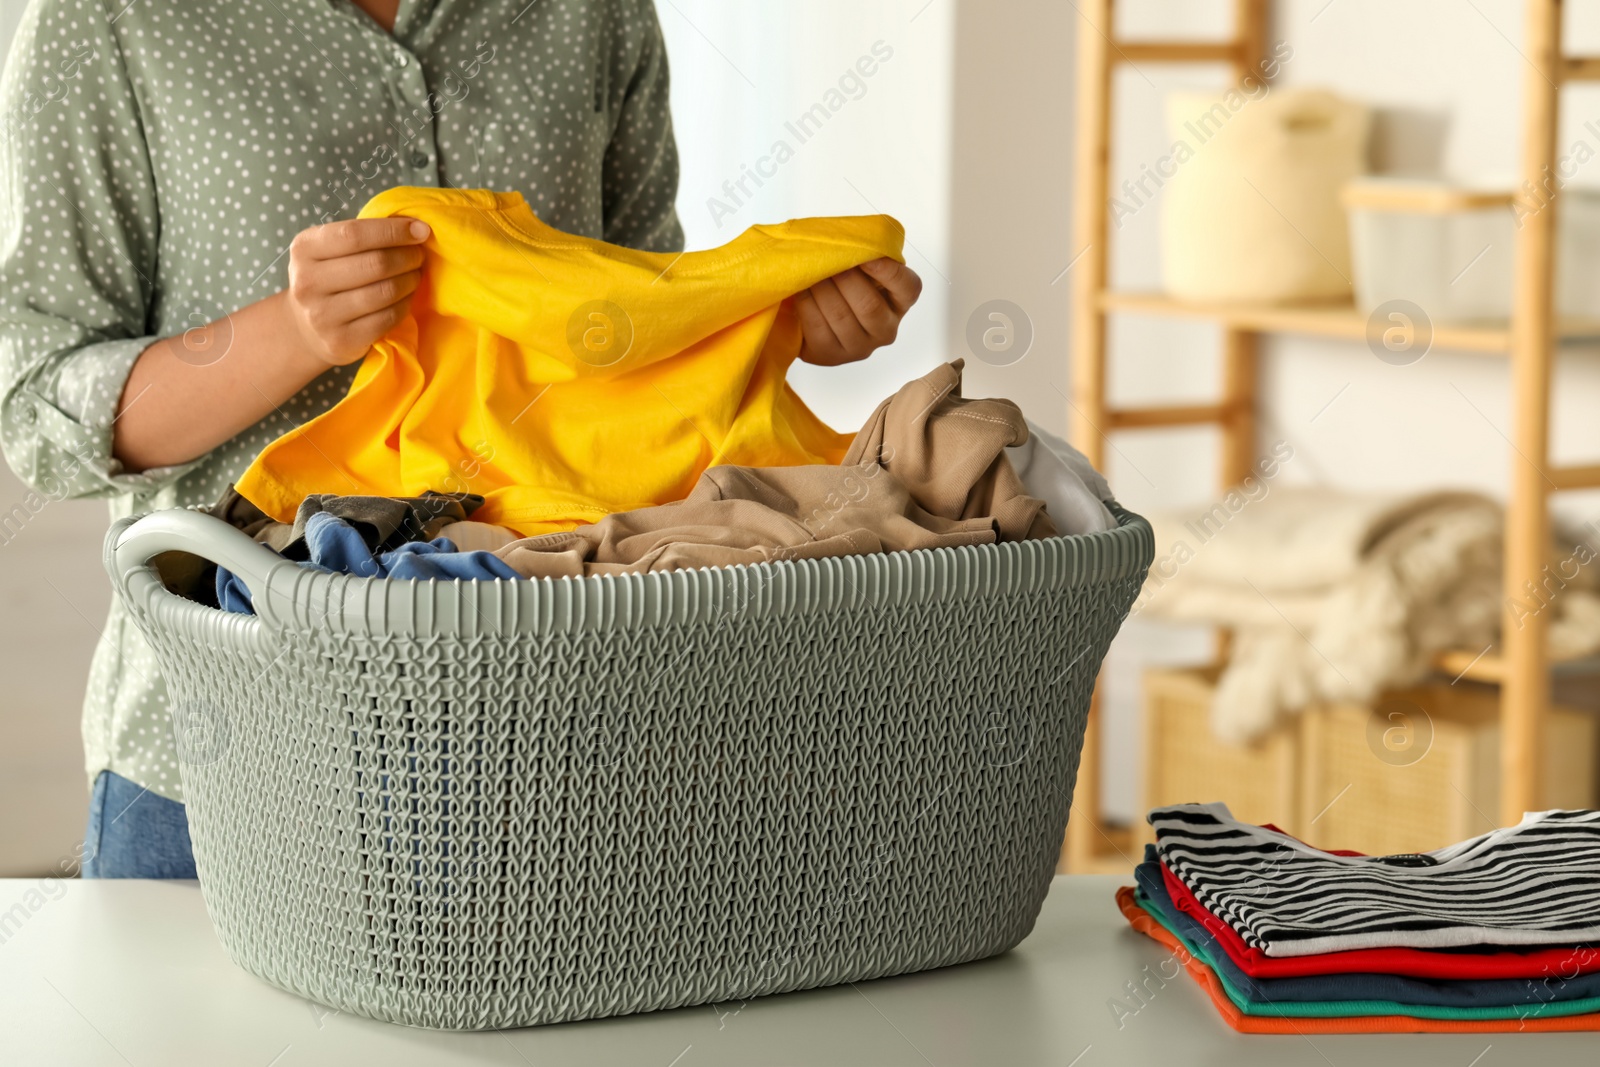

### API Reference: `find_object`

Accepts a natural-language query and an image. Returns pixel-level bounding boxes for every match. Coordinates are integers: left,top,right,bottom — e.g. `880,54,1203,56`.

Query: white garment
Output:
1008,421,1116,536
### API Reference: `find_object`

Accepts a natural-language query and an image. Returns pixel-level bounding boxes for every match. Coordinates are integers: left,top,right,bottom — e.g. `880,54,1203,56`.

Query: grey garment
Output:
150,487,486,605
1007,421,1116,536
0,0,683,801
206,487,483,557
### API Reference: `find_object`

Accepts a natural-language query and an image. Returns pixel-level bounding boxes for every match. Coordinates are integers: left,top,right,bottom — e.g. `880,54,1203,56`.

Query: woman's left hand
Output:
796,257,922,366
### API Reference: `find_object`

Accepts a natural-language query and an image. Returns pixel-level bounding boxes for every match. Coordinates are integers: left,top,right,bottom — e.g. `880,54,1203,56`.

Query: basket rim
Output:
108,502,1153,640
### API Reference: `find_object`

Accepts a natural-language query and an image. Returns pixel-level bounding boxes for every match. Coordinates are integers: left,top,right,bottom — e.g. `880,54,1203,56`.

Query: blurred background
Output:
5,0,1600,876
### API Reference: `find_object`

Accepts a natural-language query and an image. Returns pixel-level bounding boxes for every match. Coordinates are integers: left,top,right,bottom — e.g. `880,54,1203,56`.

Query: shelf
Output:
1066,0,1580,868
1112,41,1240,64
1099,291,1600,354
1434,646,1600,685
1437,648,1506,684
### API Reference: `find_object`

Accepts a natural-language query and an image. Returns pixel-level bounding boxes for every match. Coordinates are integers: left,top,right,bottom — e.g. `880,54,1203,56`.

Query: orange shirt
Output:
235,187,905,536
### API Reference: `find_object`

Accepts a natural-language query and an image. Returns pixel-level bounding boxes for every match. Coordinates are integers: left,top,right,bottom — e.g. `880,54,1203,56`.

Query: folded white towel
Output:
1138,486,1600,742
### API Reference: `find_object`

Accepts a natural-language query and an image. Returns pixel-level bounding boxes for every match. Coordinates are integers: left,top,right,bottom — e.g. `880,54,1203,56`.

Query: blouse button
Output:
409,150,431,169
18,402,36,425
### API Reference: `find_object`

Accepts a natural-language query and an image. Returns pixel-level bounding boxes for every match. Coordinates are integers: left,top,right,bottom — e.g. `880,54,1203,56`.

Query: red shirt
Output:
1159,862,1600,981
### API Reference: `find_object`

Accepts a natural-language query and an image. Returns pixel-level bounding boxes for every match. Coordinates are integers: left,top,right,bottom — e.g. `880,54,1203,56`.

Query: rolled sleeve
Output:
3,335,200,498
0,0,196,500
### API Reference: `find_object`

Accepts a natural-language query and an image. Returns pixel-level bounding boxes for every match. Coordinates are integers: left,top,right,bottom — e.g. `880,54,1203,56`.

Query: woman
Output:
0,0,921,877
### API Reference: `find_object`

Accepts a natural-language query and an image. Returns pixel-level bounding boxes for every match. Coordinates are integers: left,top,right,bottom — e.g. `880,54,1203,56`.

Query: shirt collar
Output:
393,0,441,39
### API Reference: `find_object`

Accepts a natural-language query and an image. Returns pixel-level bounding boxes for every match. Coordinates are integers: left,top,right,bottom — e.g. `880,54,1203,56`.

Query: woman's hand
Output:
112,216,433,472
795,257,922,366
285,217,433,367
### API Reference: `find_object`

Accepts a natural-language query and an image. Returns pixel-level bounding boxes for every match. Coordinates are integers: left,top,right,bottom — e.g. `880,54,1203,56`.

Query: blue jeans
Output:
82,771,197,878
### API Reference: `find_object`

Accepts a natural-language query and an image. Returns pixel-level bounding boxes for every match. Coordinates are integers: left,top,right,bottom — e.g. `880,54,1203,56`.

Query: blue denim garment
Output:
82,770,196,879
217,511,522,613
82,766,460,891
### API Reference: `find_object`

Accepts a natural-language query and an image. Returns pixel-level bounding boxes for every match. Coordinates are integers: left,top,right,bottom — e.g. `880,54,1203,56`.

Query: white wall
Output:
947,0,1600,824
0,5,19,61
660,0,955,429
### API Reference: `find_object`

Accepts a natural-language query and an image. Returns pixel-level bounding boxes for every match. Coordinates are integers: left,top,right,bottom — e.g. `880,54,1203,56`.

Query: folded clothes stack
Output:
1117,802,1600,1033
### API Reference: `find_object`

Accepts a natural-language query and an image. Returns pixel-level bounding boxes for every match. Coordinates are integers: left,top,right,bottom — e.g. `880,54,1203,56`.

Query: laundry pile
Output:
233,186,896,535
1138,487,1600,742
186,361,1115,613
1118,802,1600,1033
159,188,1117,611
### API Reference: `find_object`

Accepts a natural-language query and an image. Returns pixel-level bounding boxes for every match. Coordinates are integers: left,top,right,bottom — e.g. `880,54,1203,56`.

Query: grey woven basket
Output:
105,504,1152,1030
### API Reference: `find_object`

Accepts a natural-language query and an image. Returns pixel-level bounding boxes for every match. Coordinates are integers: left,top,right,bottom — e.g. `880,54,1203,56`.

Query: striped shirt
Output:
1151,803,1600,957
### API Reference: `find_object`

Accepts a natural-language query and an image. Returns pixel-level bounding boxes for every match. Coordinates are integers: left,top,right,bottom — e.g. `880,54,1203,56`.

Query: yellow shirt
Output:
234,187,906,536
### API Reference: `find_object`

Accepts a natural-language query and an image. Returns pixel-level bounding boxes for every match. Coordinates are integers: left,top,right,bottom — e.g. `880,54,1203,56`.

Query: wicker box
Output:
1139,667,1598,856
1301,682,1598,855
1137,666,1302,848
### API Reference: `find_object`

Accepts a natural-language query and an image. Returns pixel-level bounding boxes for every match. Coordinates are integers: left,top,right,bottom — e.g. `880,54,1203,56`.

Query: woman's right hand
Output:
113,216,434,472
284,217,432,367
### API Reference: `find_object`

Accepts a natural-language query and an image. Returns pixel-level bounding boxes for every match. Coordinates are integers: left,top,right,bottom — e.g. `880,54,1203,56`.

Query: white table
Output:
0,875,1587,1066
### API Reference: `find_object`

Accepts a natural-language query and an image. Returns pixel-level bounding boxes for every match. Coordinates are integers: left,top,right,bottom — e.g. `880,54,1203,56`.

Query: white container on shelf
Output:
1343,177,1600,324
1162,88,1369,305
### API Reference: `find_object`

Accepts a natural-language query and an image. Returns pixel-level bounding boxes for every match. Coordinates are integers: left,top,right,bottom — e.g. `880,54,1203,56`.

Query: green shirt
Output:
0,0,682,801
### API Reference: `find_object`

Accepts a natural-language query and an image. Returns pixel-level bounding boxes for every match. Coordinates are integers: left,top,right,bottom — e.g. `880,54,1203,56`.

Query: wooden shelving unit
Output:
1063,0,1596,872
1100,292,1600,355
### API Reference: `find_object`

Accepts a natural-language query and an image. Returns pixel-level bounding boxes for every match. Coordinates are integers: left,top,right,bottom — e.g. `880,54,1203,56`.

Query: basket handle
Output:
106,509,297,625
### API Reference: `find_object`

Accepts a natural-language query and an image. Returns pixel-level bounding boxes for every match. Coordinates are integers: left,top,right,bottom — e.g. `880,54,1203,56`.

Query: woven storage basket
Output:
105,505,1152,1030
1136,665,1300,851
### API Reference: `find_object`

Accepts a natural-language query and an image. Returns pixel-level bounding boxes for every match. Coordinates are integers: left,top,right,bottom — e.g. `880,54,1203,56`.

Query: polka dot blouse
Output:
0,0,684,802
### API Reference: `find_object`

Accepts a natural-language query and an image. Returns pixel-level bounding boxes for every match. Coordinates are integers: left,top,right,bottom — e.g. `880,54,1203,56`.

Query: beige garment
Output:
494,360,1054,578
434,520,520,553
844,360,1055,541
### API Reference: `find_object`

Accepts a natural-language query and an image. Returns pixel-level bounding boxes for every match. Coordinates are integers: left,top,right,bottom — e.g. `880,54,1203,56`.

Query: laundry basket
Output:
105,505,1152,1030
